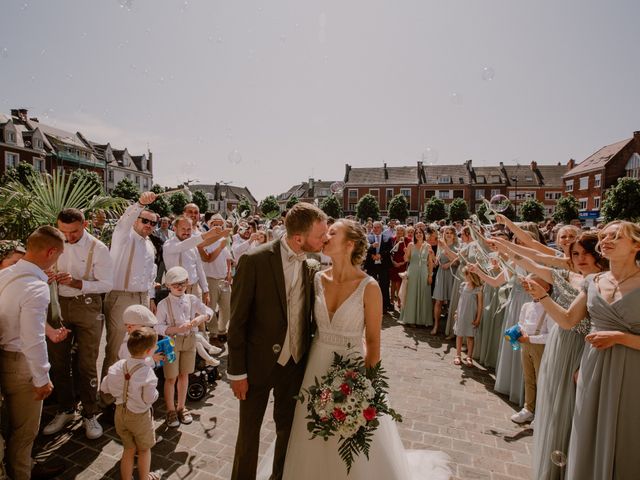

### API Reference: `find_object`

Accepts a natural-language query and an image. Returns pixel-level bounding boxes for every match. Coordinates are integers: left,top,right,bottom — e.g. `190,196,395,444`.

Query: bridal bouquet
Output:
295,350,402,473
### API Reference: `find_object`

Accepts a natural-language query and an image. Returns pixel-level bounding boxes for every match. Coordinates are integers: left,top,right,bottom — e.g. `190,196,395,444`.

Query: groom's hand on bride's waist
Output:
231,379,249,400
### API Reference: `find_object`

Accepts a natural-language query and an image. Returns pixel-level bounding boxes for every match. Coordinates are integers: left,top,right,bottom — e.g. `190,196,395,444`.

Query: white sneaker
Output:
205,357,220,367
530,419,535,430
83,415,103,440
42,411,76,435
510,408,534,424
208,345,222,355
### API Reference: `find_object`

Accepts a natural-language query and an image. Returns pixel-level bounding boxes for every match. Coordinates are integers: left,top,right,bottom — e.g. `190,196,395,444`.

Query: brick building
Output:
563,131,640,222
276,178,341,210
419,163,472,211
190,183,258,215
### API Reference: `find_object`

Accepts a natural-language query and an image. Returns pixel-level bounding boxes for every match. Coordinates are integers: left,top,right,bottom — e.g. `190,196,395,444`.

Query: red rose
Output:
363,406,377,421
340,383,352,395
332,408,347,422
345,370,358,379
320,416,329,423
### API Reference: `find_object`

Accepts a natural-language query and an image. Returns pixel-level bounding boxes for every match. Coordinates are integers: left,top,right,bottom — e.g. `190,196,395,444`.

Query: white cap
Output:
122,305,157,326
165,266,189,285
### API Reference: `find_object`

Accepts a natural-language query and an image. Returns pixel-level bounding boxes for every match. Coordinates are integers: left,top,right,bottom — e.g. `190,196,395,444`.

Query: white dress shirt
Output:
202,239,231,279
57,231,113,297
155,293,213,337
0,259,51,387
110,203,157,298
162,236,209,292
100,358,158,413
231,237,252,261
518,301,554,344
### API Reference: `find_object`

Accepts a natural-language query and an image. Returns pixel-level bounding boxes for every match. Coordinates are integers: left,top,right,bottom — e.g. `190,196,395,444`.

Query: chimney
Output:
567,158,576,171
11,108,29,122
634,131,640,139
344,164,351,182
147,151,153,173
383,163,389,180
308,177,315,194
530,161,537,170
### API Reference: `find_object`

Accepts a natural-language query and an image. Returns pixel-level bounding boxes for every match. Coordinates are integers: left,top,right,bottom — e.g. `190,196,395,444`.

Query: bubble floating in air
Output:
550,451,567,468
489,194,510,213
84,296,93,305
228,150,242,165
423,147,439,166
450,92,463,105
482,66,495,81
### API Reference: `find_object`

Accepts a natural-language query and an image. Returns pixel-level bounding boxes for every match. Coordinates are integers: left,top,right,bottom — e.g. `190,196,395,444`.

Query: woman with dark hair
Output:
389,225,410,310
398,227,434,327
524,221,640,479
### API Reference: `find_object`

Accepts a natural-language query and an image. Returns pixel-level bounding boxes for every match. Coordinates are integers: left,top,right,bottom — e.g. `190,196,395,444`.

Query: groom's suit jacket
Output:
228,239,315,385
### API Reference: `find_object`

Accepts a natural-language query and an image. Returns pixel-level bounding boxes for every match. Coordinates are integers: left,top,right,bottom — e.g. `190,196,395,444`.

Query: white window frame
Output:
578,197,588,211
475,189,485,201
33,158,45,172
566,180,574,192
579,176,589,190
594,174,601,188
544,191,562,200
437,176,451,184
437,190,451,200
400,188,411,202
593,196,601,210
4,152,19,168
348,189,358,199
490,189,501,197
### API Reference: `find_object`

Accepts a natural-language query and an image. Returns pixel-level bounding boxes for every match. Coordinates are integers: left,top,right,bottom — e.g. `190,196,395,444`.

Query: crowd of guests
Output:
0,189,638,480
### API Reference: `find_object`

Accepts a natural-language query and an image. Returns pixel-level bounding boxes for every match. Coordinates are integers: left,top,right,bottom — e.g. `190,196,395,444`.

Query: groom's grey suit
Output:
228,238,315,480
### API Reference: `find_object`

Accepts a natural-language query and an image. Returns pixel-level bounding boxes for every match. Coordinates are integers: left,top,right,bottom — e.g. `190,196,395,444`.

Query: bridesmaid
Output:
432,227,458,335
426,226,439,295
389,225,410,310
398,227,434,327
525,221,640,480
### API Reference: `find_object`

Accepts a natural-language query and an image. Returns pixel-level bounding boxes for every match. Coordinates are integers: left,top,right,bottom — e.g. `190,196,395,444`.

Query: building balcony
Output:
55,151,105,169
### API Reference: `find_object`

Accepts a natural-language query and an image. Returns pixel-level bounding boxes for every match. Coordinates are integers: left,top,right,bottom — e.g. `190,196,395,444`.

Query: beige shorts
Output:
115,405,155,450
162,333,196,379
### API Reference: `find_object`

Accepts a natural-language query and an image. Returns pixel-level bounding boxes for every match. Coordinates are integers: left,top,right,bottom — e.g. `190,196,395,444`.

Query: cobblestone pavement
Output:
35,313,533,479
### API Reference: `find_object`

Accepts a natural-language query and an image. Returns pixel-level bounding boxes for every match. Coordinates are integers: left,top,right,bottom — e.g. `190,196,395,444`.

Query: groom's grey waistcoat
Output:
228,239,315,385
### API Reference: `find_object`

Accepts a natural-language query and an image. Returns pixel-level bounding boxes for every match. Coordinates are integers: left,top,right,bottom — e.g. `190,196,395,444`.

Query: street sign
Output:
578,211,599,219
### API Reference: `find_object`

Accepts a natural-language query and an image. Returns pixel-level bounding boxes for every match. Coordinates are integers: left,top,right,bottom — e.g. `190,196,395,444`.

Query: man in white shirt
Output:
199,214,233,341
102,191,159,380
42,208,113,440
163,216,228,306
0,226,64,480
184,203,203,234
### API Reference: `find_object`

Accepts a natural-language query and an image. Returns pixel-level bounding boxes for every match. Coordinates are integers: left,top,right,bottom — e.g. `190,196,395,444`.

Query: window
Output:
490,189,501,197
4,152,19,168
509,190,535,200
594,174,601,188
491,175,501,183
33,158,45,172
143,178,149,189
400,188,411,202
594,197,601,210
135,175,140,185
424,190,435,199
35,138,43,149
626,153,640,178
386,188,393,206
369,188,379,198
437,190,450,200
453,190,464,199
126,173,131,180
566,180,574,192
8,132,16,143
476,175,486,183
438,176,451,184
578,198,588,211
579,177,589,190
108,170,114,182
545,191,562,200
475,189,485,200
524,175,534,182
348,189,358,199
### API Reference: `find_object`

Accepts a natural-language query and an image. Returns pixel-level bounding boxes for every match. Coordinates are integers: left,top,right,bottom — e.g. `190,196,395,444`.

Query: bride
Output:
260,219,451,480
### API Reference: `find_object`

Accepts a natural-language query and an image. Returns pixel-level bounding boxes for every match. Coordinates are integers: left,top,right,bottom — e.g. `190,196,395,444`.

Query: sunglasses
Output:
138,217,158,227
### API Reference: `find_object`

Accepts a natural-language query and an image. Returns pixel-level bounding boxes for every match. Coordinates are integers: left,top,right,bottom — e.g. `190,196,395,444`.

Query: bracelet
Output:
534,294,549,302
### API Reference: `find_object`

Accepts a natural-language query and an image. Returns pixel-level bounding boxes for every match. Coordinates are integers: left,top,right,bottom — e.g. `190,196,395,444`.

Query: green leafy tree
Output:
424,196,447,222
111,178,140,202
286,196,299,209
520,198,546,222
147,184,172,217
356,194,380,221
320,195,342,218
192,190,209,213
260,195,280,216
553,195,580,224
1,162,39,187
169,192,188,215
237,196,252,216
448,198,470,222
388,194,409,222
601,177,640,222
69,169,104,195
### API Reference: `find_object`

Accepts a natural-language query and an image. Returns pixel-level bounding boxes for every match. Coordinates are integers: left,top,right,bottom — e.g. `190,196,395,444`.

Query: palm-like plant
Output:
0,170,127,241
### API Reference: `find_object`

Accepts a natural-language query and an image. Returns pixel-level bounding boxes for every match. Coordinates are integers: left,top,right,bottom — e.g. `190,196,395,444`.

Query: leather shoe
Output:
32,461,65,479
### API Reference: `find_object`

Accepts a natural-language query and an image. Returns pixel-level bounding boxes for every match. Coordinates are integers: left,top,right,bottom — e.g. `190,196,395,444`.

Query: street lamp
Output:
511,176,518,214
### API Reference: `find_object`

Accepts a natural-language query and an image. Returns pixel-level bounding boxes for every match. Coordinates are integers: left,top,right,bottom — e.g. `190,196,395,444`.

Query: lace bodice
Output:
313,273,376,349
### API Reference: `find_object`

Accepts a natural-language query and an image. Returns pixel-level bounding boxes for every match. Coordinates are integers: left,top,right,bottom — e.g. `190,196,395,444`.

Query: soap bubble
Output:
489,194,510,213
84,296,93,305
450,92,463,105
550,450,567,468
228,150,242,165
482,66,495,81
423,147,439,165
0,47,8,59
330,181,345,194
96,314,105,321
119,0,133,11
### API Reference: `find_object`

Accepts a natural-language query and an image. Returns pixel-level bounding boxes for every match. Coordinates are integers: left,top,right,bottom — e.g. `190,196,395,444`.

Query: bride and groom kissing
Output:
227,203,450,480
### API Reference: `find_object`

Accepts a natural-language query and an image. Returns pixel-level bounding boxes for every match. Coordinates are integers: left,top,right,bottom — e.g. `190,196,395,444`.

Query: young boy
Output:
119,304,162,364
155,266,212,427
511,275,554,425
101,327,160,480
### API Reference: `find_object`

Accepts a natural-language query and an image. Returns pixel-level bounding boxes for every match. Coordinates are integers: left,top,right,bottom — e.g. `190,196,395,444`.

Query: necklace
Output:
608,269,640,298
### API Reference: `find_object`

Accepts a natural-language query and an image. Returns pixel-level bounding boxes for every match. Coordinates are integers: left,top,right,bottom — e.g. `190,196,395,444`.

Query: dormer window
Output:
438,176,451,184
491,175,501,183
8,132,16,143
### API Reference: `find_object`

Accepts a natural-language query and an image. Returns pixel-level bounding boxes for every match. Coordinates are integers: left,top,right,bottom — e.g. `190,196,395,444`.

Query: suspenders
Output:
122,361,145,410
165,296,193,330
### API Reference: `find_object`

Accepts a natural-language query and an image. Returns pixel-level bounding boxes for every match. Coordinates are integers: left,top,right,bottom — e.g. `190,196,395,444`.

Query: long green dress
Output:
474,283,510,369
445,242,477,336
566,275,640,480
398,244,433,327
533,269,588,480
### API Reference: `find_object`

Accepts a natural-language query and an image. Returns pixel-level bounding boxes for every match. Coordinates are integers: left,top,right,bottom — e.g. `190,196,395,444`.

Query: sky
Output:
1,0,639,201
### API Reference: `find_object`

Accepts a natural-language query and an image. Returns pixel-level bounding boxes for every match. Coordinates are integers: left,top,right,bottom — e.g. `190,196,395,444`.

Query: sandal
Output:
464,357,474,367
177,408,193,425
453,356,462,366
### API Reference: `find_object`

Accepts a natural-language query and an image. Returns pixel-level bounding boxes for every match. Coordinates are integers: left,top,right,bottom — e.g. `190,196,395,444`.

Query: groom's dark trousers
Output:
231,358,306,480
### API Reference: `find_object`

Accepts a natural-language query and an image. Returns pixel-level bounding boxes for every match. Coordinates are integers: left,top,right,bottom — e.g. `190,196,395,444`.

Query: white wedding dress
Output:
259,273,451,480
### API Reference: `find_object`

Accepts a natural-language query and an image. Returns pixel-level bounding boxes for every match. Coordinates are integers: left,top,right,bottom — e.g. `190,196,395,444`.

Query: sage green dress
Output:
474,283,510,369
533,269,589,480
566,275,640,480
398,244,433,327
445,242,477,336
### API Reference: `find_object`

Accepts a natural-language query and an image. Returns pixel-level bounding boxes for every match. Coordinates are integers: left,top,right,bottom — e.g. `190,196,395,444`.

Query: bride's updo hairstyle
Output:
338,219,368,266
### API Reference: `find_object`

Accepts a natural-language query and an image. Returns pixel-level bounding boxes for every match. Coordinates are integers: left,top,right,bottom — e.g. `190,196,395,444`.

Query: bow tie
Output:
287,251,307,263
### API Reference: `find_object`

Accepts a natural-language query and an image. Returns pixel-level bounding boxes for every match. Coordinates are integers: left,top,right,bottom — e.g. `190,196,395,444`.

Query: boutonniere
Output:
305,258,322,272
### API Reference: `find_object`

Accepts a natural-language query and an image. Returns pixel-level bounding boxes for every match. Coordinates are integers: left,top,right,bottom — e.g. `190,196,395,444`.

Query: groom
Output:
228,203,328,480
